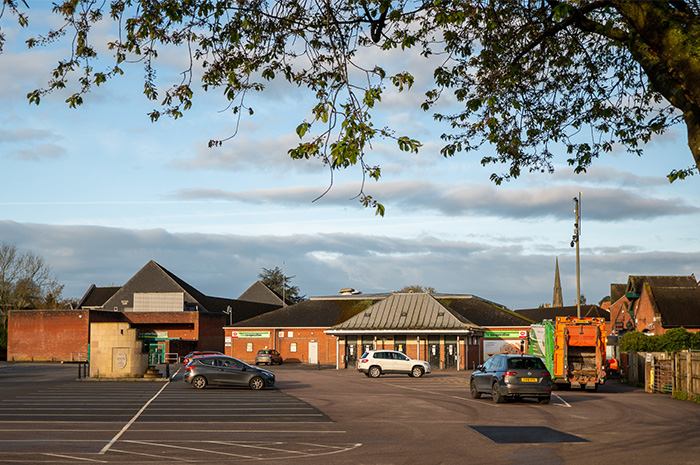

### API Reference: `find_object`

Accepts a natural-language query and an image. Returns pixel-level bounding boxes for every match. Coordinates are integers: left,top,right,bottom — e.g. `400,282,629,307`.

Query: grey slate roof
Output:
514,305,610,323
331,293,477,331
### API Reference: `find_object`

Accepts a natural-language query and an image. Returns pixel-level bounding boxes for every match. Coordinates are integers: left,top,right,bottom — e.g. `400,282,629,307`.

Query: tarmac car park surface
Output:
1,362,700,464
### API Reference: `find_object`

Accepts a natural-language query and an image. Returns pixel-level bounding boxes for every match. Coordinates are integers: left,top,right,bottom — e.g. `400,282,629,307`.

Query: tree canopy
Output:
396,285,436,293
2,1,699,214
258,266,305,304
0,242,65,327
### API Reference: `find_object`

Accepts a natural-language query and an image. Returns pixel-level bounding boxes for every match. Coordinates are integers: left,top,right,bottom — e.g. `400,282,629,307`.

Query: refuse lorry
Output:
528,316,607,390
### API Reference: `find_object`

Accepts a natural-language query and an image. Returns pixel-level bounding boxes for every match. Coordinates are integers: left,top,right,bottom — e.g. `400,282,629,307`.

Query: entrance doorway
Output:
428,336,440,368
345,336,357,368
394,335,407,354
308,342,318,364
444,336,458,369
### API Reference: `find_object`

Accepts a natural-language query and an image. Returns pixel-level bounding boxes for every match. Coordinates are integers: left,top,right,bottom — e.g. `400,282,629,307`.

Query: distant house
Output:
228,292,533,370
515,305,611,333
238,280,287,307
8,261,281,362
608,275,699,335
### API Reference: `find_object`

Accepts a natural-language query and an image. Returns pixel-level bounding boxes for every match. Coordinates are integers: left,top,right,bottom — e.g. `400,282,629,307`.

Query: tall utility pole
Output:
571,193,582,318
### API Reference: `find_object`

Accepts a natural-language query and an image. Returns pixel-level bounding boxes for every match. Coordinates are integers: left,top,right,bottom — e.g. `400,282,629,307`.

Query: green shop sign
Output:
484,330,526,338
232,331,270,339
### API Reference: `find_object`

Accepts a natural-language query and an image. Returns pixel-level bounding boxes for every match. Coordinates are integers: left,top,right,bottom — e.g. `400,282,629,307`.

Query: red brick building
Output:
7,261,280,362
228,292,533,370
608,275,700,335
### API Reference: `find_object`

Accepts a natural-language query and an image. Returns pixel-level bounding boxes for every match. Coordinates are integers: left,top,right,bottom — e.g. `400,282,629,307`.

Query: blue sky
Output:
1,6,698,309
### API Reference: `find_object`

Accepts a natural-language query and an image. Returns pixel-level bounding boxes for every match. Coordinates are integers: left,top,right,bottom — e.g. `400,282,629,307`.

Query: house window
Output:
246,343,253,352
279,331,284,337
290,342,297,353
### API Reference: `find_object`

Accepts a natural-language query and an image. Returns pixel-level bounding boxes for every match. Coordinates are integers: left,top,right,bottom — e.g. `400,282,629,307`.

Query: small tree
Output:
396,285,436,294
0,242,65,327
258,267,305,304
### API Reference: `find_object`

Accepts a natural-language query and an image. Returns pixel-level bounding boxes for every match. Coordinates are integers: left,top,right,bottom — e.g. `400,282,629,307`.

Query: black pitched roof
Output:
82,261,281,323
650,286,700,328
232,296,383,328
238,281,285,306
439,296,533,326
76,285,121,308
514,305,610,322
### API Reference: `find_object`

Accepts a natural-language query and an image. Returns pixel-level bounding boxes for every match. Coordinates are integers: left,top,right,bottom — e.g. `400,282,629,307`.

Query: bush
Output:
621,328,700,353
0,326,6,348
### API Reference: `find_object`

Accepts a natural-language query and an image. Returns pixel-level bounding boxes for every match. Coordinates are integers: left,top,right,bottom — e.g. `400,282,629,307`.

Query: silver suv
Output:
357,349,431,378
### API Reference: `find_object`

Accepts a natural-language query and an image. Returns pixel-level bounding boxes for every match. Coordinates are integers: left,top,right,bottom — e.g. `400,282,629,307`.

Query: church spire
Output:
553,257,563,307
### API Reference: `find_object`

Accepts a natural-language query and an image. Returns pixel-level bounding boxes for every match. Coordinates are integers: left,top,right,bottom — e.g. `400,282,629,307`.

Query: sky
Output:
0,6,699,310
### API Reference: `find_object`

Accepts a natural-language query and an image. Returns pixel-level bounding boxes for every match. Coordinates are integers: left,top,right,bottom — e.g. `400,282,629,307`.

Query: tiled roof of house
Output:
627,275,697,294
514,305,610,322
649,286,700,328
610,283,627,303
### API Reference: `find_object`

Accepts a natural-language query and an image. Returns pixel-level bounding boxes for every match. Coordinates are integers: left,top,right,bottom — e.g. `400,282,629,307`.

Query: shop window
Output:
246,343,253,352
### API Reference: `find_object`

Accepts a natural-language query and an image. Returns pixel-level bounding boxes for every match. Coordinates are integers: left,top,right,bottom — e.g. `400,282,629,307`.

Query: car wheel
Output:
491,382,505,403
368,366,381,378
255,362,259,365
249,377,265,390
470,380,481,399
364,372,371,377
279,360,283,365
192,376,207,390
539,396,551,404
411,366,424,378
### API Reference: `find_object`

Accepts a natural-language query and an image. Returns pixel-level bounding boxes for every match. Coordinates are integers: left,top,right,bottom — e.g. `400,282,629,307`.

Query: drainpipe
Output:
335,337,339,370
457,336,460,371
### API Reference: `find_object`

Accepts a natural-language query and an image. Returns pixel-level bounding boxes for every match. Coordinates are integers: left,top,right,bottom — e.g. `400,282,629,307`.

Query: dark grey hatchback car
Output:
184,355,275,390
470,354,552,404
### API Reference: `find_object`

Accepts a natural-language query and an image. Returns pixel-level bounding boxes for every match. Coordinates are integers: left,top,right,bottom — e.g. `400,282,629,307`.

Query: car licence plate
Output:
521,378,537,382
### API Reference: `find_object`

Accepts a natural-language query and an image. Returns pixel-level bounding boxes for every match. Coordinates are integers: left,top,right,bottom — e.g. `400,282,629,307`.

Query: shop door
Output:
394,335,407,354
428,336,441,368
444,336,457,369
147,343,165,365
308,342,318,364
361,336,374,355
345,336,357,368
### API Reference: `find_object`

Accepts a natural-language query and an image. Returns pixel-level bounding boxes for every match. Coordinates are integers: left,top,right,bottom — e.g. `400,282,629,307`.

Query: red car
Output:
182,351,223,366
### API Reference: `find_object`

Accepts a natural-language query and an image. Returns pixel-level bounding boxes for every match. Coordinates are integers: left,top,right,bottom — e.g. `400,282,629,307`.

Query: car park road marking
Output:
109,448,191,461
99,381,170,455
42,453,107,463
122,440,273,459
552,394,571,407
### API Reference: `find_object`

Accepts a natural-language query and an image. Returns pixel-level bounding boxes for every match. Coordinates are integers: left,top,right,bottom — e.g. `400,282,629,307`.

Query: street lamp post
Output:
570,193,582,318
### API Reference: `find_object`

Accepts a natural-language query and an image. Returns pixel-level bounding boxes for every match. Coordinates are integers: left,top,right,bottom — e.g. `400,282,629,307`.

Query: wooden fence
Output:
625,350,700,396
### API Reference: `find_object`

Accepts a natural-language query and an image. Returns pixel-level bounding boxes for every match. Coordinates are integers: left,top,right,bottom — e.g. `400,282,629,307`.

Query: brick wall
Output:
8,310,90,362
227,327,339,365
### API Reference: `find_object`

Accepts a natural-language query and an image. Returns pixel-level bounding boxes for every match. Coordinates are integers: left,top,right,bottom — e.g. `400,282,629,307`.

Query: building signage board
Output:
137,330,168,339
484,330,525,338
231,331,270,339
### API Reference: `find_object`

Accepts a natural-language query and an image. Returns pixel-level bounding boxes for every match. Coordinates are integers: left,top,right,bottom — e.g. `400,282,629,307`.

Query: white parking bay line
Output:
43,453,107,463
99,382,170,455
